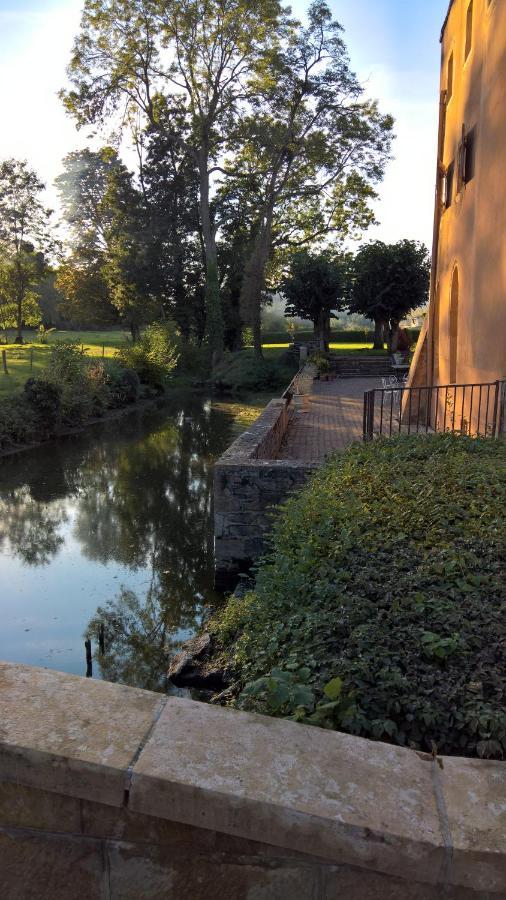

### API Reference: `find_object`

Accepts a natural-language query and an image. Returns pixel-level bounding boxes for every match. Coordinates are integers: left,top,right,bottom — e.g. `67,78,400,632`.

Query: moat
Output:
0,394,259,691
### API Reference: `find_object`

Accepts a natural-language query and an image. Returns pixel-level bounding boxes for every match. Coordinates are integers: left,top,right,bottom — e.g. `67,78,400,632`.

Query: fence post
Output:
491,381,500,438
363,390,375,441
1,349,7,375
102,343,105,358
30,348,33,371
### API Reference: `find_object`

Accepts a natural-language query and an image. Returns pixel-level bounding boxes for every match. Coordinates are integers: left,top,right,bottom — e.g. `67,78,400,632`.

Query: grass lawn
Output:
0,330,128,399
263,342,388,355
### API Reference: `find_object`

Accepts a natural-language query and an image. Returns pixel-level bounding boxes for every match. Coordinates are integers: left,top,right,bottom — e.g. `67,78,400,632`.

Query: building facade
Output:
410,0,506,393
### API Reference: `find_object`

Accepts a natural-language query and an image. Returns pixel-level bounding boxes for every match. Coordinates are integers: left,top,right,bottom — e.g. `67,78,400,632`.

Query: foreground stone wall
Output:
0,663,504,899
214,399,317,585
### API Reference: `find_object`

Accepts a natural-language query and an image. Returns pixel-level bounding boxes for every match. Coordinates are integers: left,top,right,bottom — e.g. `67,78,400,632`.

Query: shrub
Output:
116,323,179,388
212,435,506,759
43,341,94,425
104,361,140,406
212,349,298,393
23,378,61,435
0,397,38,449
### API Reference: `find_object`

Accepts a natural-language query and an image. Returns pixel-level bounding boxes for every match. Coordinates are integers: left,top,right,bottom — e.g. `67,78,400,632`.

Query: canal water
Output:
0,394,258,691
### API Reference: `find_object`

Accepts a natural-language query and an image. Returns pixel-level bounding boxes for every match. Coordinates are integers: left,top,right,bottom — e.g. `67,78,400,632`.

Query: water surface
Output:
0,395,255,690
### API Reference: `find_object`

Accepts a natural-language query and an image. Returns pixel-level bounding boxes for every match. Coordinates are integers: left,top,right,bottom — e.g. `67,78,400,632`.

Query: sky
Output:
0,0,449,249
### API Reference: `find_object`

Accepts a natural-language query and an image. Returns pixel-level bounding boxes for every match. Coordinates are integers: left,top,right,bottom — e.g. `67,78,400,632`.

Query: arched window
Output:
449,267,459,383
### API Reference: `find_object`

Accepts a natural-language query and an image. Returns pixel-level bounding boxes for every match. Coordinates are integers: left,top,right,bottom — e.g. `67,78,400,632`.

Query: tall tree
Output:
349,240,430,350
221,0,393,357
61,0,290,361
0,160,53,343
56,149,156,337
280,250,350,351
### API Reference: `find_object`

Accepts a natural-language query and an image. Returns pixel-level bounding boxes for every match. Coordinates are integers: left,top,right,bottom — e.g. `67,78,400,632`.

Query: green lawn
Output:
263,342,388,355
0,330,127,398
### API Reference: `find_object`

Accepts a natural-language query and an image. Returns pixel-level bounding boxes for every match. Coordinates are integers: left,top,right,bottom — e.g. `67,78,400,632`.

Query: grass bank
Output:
210,435,506,760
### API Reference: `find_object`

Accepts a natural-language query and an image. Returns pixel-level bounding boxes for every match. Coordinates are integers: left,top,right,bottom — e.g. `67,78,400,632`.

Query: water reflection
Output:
0,396,246,688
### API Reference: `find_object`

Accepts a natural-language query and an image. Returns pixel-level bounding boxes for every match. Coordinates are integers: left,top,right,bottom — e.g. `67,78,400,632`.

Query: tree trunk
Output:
373,318,386,350
240,212,274,360
15,293,23,343
388,319,400,352
130,321,140,342
199,158,223,364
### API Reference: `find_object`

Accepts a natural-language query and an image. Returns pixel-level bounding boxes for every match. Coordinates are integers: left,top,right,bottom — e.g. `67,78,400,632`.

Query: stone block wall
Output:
214,398,317,585
0,663,504,899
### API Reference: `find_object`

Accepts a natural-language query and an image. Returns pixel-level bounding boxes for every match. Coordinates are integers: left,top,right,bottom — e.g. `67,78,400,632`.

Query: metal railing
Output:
363,380,506,441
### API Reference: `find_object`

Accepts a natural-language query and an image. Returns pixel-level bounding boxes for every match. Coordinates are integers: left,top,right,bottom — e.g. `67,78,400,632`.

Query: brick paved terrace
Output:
278,377,384,460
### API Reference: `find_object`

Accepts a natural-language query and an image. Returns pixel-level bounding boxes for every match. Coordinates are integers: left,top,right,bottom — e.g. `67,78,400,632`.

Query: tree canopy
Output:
349,239,430,349
280,251,351,350
0,159,53,342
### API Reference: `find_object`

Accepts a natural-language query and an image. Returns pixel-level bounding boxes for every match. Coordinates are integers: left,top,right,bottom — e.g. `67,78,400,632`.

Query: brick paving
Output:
277,377,384,461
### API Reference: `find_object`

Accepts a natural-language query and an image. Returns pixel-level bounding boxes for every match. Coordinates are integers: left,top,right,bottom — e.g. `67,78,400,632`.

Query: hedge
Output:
212,435,506,759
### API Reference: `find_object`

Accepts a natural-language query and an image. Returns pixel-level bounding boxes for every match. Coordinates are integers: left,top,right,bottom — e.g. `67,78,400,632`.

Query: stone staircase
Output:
330,355,394,378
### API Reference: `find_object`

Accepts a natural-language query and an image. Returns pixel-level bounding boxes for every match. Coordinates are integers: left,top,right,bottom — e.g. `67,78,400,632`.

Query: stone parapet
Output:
0,662,504,899
214,396,318,584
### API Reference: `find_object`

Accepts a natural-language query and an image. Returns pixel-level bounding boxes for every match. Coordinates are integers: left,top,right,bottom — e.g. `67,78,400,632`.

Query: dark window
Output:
465,1,473,60
447,53,454,101
464,126,476,183
443,160,455,208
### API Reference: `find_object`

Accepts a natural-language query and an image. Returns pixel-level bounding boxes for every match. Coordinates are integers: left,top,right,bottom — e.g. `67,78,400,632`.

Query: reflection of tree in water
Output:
79,399,235,688
0,396,238,688
0,487,68,566
85,586,186,691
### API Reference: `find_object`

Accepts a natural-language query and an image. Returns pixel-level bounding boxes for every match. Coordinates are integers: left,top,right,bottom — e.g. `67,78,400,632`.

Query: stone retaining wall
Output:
214,398,317,585
0,662,504,899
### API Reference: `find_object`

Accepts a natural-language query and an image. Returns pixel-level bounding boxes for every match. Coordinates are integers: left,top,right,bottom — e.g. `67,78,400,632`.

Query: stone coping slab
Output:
0,662,164,808
0,663,505,895
129,699,445,886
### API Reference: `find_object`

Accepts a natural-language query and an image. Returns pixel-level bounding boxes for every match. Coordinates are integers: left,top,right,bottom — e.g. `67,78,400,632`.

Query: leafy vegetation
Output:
211,436,506,759
211,348,298,393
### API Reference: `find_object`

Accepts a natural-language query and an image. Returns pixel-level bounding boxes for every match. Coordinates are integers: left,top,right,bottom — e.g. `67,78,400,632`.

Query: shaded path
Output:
278,378,383,461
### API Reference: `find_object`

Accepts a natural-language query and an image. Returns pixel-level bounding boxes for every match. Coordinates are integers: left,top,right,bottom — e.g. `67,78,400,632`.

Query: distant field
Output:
262,342,388,355
0,330,127,399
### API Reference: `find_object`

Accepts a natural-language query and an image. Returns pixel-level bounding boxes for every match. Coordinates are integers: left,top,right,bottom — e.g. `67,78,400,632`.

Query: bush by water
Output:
212,435,506,759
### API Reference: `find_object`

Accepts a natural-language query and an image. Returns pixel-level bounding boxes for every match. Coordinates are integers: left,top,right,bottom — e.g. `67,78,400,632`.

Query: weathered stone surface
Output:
323,864,497,899
0,662,163,807
0,826,106,900
439,756,506,895
107,840,320,900
0,781,81,834
130,698,444,884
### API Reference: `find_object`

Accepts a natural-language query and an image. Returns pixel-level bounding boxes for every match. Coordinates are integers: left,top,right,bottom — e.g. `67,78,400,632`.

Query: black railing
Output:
363,380,506,441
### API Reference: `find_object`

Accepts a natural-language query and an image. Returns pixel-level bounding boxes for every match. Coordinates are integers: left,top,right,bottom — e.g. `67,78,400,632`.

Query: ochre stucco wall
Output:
418,0,506,388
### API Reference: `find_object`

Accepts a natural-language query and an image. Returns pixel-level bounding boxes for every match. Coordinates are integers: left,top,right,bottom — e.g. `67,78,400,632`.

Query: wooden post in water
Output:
2,350,8,375
98,623,105,654
85,639,93,678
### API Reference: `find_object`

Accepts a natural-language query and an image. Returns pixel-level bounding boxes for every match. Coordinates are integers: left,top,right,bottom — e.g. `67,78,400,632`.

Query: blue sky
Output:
0,0,449,247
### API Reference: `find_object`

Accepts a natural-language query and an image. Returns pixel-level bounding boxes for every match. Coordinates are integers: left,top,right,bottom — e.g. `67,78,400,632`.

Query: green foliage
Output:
0,396,37,449
349,240,430,347
116,323,180,388
103,361,140,406
212,349,297,393
281,251,351,348
23,378,62,435
212,435,506,759
311,352,331,374
42,341,118,423
0,159,52,342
